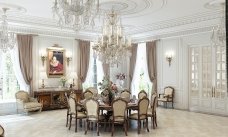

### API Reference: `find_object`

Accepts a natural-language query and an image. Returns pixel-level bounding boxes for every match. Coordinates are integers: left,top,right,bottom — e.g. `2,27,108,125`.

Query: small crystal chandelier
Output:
52,0,99,31
0,8,16,53
210,1,226,47
93,10,132,66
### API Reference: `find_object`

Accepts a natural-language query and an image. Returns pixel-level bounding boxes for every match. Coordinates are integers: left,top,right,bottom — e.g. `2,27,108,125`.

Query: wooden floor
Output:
0,108,228,137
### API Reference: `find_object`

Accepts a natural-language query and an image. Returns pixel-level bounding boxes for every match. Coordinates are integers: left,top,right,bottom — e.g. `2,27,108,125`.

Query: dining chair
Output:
84,98,105,136
129,97,150,134
83,90,93,99
120,90,131,103
158,86,174,108
147,94,158,129
138,90,148,99
86,87,98,98
0,125,4,137
68,96,87,132
110,98,128,136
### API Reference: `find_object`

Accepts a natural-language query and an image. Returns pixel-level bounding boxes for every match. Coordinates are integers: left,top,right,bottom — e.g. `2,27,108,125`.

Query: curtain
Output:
17,34,33,95
77,40,90,90
146,41,157,94
129,43,138,90
10,42,29,91
102,63,110,76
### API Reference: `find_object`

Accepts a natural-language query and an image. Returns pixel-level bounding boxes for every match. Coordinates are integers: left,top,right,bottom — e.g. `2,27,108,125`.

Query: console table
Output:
34,88,82,111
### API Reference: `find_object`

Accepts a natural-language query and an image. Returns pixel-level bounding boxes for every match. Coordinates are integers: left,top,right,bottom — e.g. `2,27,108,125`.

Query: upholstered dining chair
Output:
120,90,131,103
110,98,128,136
84,98,105,136
68,96,87,132
158,86,174,108
83,90,94,99
147,94,158,129
129,97,150,134
86,87,98,97
138,90,148,99
15,90,42,114
0,125,4,137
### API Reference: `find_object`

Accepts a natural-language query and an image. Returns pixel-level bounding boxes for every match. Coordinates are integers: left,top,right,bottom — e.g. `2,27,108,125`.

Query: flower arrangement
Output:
98,76,117,105
60,76,67,87
116,73,126,80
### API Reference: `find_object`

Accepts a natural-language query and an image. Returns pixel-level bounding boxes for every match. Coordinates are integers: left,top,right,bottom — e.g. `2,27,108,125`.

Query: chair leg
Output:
69,115,72,130
137,120,140,134
97,122,99,136
66,113,69,127
146,118,149,132
75,118,77,132
85,119,88,135
155,112,157,127
172,101,174,109
124,120,128,136
111,122,114,136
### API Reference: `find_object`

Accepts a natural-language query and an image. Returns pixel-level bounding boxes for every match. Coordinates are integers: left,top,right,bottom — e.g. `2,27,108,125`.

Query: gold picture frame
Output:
47,46,65,78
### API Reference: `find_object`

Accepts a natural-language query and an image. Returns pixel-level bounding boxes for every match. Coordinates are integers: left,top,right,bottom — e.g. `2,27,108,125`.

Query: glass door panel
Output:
201,47,212,98
215,45,227,99
190,47,199,97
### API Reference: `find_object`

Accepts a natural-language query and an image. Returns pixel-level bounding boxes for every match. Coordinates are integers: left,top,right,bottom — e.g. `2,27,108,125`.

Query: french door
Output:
189,45,227,115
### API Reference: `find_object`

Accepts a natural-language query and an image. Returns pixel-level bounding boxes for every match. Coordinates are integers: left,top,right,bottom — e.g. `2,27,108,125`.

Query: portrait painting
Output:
47,47,65,78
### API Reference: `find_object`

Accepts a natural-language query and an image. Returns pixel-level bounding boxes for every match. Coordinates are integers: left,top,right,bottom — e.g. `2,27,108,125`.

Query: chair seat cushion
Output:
109,116,125,122
158,98,167,101
88,115,105,121
129,113,146,120
77,112,87,118
24,102,42,109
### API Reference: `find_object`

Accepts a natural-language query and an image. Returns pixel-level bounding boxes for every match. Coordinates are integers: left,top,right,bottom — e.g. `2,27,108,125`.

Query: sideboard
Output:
34,88,82,111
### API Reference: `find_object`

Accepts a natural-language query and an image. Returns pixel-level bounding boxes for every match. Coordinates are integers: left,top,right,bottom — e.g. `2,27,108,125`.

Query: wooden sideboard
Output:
34,88,82,111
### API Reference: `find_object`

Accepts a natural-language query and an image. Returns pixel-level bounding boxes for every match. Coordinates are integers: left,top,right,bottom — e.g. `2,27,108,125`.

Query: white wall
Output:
33,36,78,90
157,31,213,110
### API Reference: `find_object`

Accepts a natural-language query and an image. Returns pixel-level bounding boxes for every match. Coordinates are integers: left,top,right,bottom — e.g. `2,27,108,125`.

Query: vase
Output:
62,81,66,87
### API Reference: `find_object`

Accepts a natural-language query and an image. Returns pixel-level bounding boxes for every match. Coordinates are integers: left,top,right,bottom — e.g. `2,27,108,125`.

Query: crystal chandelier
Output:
210,1,226,46
0,8,16,53
52,0,99,31
93,10,131,66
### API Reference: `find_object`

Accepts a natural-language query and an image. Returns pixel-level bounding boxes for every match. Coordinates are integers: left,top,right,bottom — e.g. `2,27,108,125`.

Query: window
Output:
83,42,104,93
131,43,152,98
0,52,20,101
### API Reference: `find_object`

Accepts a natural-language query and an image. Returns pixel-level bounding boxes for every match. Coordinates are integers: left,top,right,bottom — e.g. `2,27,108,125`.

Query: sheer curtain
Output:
131,43,152,97
83,42,104,93
10,43,29,91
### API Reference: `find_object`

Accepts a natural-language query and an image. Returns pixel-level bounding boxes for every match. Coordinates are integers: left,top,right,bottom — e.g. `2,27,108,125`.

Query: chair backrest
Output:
164,86,174,97
15,90,29,103
138,90,147,99
68,96,77,114
138,97,149,119
85,98,99,120
120,90,131,102
112,98,127,121
83,90,93,99
86,87,98,97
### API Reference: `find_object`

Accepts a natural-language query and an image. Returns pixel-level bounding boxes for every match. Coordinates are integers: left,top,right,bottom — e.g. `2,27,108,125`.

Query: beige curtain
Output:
146,41,157,94
102,63,110,76
129,43,138,90
17,34,33,96
77,40,90,89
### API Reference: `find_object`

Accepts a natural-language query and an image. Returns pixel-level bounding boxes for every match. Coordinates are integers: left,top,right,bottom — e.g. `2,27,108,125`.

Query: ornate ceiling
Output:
0,0,224,42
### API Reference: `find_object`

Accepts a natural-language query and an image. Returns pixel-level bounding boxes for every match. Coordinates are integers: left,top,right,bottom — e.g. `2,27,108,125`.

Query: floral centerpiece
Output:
116,73,126,80
60,76,67,87
98,76,117,105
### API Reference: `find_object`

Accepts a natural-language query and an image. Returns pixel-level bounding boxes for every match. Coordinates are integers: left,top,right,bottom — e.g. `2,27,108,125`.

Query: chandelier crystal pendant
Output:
0,8,16,53
52,0,100,31
93,10,132,66
208,0,226,47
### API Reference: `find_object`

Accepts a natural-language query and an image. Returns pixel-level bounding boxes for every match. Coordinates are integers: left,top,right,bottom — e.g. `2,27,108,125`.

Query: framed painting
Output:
47,47,65,78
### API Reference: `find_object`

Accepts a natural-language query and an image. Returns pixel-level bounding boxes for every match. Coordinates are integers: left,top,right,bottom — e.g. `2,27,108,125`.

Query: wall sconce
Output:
41,55,47,66
165,51,174,66
66,57,72,66
66,51,72,66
